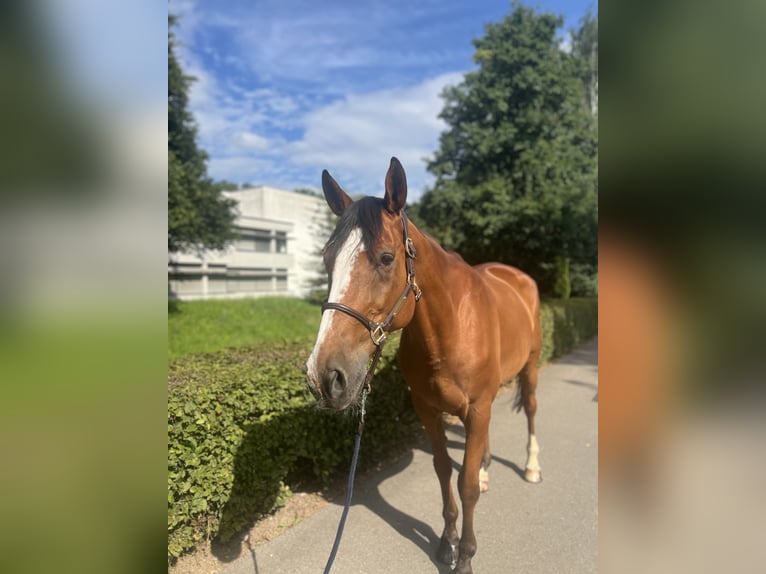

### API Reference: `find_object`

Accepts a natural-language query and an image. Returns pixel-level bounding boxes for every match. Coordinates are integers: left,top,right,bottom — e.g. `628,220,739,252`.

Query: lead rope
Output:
322,211,419,572
322,345,384,574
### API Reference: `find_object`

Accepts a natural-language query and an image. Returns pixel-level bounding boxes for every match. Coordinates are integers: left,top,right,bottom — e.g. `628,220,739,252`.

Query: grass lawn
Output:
168,297,321,360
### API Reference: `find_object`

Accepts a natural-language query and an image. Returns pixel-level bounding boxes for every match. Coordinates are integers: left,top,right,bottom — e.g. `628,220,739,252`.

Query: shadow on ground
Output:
208,339,598,570
440,420,527,480
209,354,420,565
345,447,454,573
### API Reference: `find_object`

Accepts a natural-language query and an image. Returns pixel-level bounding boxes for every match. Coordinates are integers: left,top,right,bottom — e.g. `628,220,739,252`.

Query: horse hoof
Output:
437,536,458,566
479,468,489,492
525,467,542,483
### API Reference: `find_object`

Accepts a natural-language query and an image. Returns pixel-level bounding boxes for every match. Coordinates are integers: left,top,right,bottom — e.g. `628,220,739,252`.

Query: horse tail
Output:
512,379,524,413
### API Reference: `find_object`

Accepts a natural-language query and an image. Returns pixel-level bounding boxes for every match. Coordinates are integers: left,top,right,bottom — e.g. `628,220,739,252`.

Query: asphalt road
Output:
223,338,598,574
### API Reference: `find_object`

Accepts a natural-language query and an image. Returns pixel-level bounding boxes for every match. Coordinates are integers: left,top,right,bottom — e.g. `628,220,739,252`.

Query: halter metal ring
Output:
405,237,417,258
412,280,422,301
370,324,387,346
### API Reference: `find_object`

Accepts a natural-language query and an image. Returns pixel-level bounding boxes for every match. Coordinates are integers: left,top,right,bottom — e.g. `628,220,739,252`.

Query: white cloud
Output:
181,38,463,199
290,72,463,199
172,1,467,199
232,132,270,151
194,1,462,93
208,156,274,180
179,54,293,162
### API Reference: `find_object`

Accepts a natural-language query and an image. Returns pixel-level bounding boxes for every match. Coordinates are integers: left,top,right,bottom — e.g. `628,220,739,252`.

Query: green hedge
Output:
539,297,598,364
167,339,419,562
167,297,596,562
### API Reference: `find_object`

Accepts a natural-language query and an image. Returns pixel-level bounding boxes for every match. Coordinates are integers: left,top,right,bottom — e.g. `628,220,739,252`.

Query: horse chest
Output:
399,343,500,414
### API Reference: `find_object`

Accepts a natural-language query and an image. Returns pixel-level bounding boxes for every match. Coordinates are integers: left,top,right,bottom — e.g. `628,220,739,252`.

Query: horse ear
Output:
384,157,407,214
322,169,353,216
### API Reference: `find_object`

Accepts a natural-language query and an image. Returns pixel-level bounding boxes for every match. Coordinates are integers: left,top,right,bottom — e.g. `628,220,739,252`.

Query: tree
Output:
414,4,597,297
303,197,335,303
571,9,598,117
168,16,235,253
212,180,241,192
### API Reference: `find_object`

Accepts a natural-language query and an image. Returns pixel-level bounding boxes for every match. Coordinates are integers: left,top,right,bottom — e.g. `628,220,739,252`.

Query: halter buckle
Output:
370,324,388,346
412,280,422,301
405,237,417,259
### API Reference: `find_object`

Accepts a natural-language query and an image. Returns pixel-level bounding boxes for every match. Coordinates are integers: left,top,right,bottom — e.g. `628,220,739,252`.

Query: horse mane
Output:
323,196,384,268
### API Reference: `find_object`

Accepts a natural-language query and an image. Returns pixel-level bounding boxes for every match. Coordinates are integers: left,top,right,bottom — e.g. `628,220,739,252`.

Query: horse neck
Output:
405,222,463,338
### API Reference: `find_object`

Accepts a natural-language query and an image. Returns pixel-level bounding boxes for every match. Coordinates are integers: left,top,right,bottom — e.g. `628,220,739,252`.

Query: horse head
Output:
306,157,418,410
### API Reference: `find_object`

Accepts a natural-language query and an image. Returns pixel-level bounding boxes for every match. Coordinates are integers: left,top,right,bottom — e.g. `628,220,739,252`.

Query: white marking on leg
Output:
307,228,364,378
525,434,542,482
526,434,540,471
479,467,489,492
524,434,543,483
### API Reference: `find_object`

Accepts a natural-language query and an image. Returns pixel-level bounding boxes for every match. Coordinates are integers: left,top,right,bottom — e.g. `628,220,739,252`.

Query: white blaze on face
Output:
307,227,364,380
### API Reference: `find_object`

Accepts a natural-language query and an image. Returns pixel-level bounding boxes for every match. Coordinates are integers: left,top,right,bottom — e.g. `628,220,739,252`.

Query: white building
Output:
168,186,331,300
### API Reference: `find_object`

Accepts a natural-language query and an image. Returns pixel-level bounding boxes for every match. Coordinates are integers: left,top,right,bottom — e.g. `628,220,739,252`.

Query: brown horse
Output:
306,157,543,574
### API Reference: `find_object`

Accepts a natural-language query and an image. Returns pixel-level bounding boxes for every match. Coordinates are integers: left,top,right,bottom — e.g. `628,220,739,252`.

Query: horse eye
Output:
380,252,395,266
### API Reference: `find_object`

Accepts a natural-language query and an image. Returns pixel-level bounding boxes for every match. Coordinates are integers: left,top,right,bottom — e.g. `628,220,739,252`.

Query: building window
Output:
208,276,227,294
236,228,273,253
255,232,272,253
168,275,203,296
226,276,272,292
168,263,204,297
226,267,273,293
276,231,287,254
235,237,254,251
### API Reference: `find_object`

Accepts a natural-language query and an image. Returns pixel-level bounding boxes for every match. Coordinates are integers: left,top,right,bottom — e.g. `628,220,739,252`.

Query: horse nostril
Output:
324,369,346,399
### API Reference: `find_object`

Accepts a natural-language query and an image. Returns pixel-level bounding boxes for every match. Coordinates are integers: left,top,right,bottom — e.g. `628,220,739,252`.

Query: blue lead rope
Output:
322,385,368,574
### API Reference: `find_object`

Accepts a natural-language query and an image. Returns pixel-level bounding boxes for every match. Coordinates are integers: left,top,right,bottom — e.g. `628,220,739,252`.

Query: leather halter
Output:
321,210,422,348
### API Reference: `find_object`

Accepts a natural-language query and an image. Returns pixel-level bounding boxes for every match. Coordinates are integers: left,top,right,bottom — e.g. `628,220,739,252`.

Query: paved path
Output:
224,339,598,574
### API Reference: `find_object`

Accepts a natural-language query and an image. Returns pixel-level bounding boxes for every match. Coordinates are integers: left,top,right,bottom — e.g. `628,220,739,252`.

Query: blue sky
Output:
172,0,595,200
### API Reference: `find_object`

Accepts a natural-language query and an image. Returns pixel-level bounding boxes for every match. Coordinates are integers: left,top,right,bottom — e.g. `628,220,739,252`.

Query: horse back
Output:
475,263,539,325
474,262,541,375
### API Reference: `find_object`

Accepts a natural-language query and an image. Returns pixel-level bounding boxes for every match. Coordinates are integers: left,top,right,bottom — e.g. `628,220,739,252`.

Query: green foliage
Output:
539,297,598,365
168,16,236,253
551,256,572,299
303,204,336,300
167,338,420,562
415,4,597,296
168,297,321,360
167,296,597,562
571,9,598,116
212,180,241,192
570,263,598,297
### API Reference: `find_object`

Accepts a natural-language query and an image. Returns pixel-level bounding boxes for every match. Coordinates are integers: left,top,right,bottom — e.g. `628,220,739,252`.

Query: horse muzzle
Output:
306,371,322,401
306,361,364,411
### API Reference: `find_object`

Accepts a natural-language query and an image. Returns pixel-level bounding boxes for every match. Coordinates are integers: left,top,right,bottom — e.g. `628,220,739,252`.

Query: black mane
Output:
323,196,384,272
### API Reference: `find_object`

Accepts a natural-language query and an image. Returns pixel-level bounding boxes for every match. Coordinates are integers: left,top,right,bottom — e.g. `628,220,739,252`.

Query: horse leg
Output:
518,351,542,483
454,404,491,574
412,397,459,566
479,439,490,492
